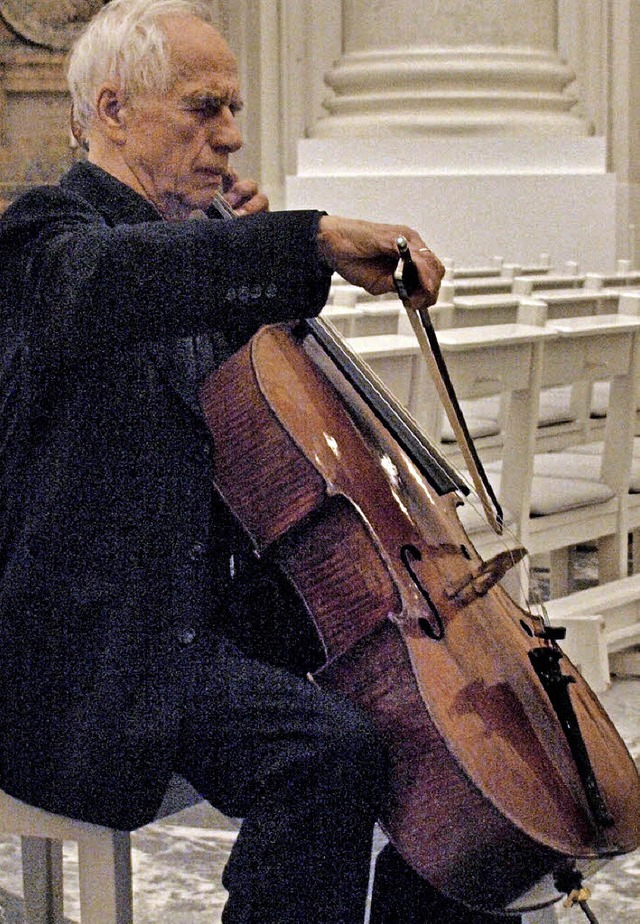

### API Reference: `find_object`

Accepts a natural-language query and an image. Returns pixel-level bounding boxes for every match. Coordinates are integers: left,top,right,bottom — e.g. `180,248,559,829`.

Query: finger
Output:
225,178,269,215
225,178,258,207
235,191,270,216
221,170,239,195
409,245,445,308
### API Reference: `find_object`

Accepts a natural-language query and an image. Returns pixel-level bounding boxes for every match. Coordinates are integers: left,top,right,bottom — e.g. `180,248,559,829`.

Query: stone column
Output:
0,1,106,208
314,0,590,137
0,29,78,209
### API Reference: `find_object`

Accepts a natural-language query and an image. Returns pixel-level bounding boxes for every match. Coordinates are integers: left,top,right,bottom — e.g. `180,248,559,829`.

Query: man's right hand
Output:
317,215,445,311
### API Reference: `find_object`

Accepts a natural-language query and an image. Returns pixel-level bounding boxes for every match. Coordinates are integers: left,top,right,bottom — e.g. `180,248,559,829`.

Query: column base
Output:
286,137,616,272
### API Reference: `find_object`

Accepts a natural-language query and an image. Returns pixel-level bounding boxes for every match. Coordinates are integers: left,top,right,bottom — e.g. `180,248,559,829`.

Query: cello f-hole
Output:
400,543,445,640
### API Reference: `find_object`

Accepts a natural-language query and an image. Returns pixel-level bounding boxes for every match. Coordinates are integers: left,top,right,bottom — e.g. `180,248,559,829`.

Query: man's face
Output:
117,16,243,219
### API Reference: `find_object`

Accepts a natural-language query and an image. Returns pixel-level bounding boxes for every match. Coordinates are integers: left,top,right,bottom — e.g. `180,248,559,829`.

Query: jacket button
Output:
177,627,197,646
189,542,206,560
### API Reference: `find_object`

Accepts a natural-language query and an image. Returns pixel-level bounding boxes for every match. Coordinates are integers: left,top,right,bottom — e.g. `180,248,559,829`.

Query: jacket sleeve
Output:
1,186,331,360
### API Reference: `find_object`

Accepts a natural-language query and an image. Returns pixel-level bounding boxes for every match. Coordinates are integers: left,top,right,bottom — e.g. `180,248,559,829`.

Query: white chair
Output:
421,301,582,458
343,332,425,413
358,301,402,336
320,303,366,337
438,276,514,298
415,322,553,588
0,775,201,924
426,314,640,602
513,268,585,294
509,314,640,598
584,267,640,289
458,290,628,453
441,252,552,281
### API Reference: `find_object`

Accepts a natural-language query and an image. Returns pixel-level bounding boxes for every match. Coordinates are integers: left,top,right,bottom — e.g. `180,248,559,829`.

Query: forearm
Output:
21,203,330,356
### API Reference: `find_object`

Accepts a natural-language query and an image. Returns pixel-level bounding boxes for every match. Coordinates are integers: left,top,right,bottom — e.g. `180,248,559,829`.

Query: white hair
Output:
67,0,217,136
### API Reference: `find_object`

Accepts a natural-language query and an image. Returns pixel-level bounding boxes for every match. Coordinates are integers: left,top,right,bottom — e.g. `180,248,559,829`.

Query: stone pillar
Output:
0,37,79,209
0,2,106,209
288,1,616,269
608,0,640,265
314,0,590,137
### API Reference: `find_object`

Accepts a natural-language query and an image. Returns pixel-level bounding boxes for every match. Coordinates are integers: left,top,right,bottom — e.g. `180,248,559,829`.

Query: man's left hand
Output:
222,173,269,215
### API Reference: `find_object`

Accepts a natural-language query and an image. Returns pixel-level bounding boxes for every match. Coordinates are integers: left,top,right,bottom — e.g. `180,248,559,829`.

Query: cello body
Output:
199,321,640,914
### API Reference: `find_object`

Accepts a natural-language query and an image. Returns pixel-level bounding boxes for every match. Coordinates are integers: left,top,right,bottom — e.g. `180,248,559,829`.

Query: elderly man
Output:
0,1,521,921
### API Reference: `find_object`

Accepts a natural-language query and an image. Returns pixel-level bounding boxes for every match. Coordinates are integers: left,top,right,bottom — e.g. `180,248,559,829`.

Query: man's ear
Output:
95,84,127,143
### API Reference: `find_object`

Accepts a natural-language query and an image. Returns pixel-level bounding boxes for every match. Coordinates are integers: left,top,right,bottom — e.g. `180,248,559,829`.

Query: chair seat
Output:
537,385,575,427
484,460,616,515
0,787,109,841
441,385,575,443
535,442,640,493
528,475,615,516
440,394,501,442
440,413,501,442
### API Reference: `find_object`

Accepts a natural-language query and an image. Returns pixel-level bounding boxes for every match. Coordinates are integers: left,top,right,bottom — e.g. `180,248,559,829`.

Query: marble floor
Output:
0,560,638,923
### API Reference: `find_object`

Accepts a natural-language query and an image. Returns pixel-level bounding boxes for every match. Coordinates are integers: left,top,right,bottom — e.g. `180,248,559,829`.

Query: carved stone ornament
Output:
0,1,105,50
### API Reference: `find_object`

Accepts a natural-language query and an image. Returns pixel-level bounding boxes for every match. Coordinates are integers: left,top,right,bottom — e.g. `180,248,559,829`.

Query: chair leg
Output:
77,830,133,924
598,532,627,584
630,529,640,573
549,548,570,598
21,835,64,924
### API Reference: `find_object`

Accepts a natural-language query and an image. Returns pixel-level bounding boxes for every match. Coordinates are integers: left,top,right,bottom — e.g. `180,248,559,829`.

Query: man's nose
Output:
212,108,243,153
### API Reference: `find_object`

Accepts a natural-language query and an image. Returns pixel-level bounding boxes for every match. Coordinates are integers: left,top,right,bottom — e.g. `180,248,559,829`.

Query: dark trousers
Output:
171,633,383,922
170,634,522,922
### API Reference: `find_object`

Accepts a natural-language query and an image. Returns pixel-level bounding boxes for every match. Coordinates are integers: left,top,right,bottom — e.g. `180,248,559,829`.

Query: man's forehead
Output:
164,14,238,81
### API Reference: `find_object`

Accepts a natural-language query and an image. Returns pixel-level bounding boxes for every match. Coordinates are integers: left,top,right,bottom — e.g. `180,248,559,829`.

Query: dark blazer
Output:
0,160,331,829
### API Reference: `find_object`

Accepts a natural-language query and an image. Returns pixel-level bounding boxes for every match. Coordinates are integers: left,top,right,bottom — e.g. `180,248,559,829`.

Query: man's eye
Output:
194,102,220,117
187,99,241,119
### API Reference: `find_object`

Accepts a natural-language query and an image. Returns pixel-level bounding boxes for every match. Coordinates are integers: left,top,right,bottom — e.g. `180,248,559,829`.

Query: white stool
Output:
522,907,558,923
0,775,201,924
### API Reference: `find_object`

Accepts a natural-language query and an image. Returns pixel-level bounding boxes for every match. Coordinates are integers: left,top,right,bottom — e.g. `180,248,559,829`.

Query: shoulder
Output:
0,183,107,268
1,184,102,231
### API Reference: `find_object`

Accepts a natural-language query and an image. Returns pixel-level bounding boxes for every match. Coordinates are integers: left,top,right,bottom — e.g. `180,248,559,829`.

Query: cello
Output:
199,204,640,918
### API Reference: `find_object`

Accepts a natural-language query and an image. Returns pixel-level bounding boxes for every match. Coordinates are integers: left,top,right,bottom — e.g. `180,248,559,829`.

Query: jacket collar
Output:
60,160,163,227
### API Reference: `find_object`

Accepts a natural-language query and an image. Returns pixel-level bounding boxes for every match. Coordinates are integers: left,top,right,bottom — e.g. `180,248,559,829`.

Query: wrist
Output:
316,215,339,271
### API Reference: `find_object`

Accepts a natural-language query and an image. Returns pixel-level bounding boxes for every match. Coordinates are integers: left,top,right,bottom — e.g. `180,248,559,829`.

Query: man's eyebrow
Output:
181,91,244,110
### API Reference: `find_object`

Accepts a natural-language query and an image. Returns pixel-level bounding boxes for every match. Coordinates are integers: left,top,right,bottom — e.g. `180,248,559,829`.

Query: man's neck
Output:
87,143,169,218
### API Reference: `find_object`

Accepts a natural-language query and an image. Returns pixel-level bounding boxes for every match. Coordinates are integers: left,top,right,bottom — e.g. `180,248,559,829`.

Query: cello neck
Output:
210,190,464,496
305,317,464,496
